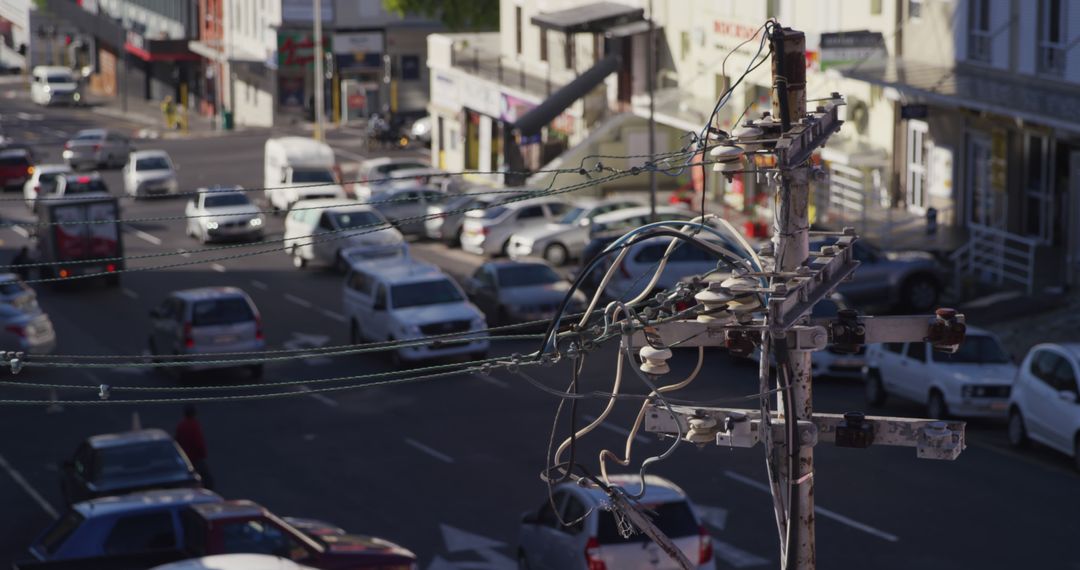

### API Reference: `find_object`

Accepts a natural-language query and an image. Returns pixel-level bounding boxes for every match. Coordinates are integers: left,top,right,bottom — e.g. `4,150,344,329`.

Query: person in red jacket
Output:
176,404,213,489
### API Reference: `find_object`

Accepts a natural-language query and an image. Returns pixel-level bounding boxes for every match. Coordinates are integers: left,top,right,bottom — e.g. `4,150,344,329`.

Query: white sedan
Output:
123,150,179,198
184,187,264,243
1008,342,1080,470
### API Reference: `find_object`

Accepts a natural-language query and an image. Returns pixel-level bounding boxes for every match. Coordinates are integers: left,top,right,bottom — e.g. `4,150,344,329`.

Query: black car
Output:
60,429,201,505
463,259,587,325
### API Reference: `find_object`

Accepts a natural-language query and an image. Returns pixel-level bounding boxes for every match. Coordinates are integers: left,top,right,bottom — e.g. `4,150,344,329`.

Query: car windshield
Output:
391,279,464,308
63,177,107,194
40,172,63,189
94,441,189,485
191,297,255,326
497,264,562,287
331,210,382,228
135,157,170,171
204,193,250,208
292,169,336,183
47,74,72,83
558,207,586,224
931,335,1011,364
73,132,103,141
597,500,698,544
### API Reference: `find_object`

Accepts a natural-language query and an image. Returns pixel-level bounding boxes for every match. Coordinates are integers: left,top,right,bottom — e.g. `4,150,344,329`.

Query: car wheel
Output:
1007,409,1028,448
927,390,948,420
865,370,886,407
249,364,264,381
544,243,569,266
292,247,307,269
500,239,511,257
901,275,940,312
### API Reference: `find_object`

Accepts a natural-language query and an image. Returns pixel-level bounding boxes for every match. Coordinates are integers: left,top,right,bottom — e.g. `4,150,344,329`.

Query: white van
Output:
31,66,82,106
342,259,488,365
263,137,346,212
284,199,406,271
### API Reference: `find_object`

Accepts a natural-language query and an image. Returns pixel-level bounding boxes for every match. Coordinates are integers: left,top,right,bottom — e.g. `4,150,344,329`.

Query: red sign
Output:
713,21,760,41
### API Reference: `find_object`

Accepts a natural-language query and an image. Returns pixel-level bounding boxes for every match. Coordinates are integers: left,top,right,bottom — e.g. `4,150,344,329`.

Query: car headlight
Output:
249,217,263,227
471,316,486,330
43,85,51,93
206,221,219,230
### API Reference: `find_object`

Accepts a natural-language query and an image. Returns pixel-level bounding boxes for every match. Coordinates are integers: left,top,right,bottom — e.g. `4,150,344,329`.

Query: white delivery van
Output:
263,137,346,212
31,66,82,106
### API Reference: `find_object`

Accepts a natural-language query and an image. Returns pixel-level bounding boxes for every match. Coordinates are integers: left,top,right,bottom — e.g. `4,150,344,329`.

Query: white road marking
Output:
404,437,454,464
472,372,507,388
210,263,227,272
284,294,312,308
295,384,339,407
723,470,900,542
250,280,268,290
177,248,191,258
712,541,770,568
128,227,162,245
319,308,348,323
0,453,58,518
696,504,729,530
583,414,649,444
11,224,29,238
121,288,138,299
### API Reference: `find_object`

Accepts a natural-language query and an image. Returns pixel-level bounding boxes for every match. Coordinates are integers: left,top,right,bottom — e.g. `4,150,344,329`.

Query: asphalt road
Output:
0,88,1078,570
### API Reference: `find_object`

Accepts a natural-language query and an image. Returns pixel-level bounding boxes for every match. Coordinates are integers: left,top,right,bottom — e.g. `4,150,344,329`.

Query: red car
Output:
0,149,34,191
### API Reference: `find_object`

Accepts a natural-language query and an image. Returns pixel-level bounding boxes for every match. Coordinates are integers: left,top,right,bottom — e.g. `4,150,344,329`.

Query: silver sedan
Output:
185,187,265,244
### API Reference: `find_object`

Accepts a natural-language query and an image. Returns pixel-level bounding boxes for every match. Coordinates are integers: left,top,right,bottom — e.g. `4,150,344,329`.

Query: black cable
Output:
773,335,799,570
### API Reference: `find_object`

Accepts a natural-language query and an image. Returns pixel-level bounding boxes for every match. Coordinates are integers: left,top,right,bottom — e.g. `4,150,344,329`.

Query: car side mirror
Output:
1059,390,1078,404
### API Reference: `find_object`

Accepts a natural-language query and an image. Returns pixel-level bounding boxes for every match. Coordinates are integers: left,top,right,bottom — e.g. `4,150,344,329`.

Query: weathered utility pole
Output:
313,0,325,142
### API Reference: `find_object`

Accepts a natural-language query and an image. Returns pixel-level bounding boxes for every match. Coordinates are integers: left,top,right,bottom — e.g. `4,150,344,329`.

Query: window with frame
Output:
1051,357,1079,393
885,342,905,354
1037,0,1067,74
909,0,924,20
1022,133,1053,242
517,205,545,219
1029,350,1062,387
967,0,991,62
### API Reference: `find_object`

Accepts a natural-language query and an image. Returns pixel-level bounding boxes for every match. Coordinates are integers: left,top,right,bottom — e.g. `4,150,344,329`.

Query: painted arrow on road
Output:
426,525,515,570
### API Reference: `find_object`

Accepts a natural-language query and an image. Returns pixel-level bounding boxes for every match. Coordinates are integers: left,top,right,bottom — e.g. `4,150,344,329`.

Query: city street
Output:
1,88,1078,570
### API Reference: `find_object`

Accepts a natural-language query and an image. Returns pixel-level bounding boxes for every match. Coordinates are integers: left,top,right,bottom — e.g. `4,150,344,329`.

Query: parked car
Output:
810,235,945,312
424,191,525,245
460,198,570,256
517,474,714,570
0,148,34,191
343,259,488,364
51,172,111,200
30,65,82,106
863,327,1016,418
151,554,319,570
185,187,264,243
0,302,56,355
354,157,429,198
27,488,223,562
147,287,265,379
284,199,404,271
464,259,587,325
578,205,710,268
368,185,448,237
507,198,642,265
598,235,737,302
0,272,42,312
1007,343,1080,470
23,163,72,210
123,150,179,198
59,429,202,506
62,129,133,170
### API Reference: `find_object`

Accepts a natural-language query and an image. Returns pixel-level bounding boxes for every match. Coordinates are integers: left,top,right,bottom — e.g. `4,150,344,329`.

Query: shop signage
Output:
278,31,330,68
819,31,886,70
332,32,383,54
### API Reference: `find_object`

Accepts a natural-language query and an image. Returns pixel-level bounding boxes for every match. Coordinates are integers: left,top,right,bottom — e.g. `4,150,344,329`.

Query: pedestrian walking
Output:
175,404,214,489
161,95,177,130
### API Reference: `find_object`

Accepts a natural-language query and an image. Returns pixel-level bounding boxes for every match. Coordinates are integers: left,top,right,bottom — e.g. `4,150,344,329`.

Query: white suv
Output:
460,198,569,256
517,474,715,570
1007,343,1080,470
863,327,1016,419
343,260,488,365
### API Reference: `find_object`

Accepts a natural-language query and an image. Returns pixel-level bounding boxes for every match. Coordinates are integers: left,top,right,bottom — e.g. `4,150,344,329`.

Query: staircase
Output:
949,225,1039,296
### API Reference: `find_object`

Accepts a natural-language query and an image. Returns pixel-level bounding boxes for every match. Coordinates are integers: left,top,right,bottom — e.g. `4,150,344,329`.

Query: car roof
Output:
150,553,318,570
291,198,372,210
171,286,250,301
1031,343,1080,359
197,185,245,193
34,164,71,173
349,259,445,284
571,475,688,505
87,428,173,449
131,150,170,159
74,488,222,518
189,500,266,521
74,128,108,137
361,156,428,168
592,205,692,223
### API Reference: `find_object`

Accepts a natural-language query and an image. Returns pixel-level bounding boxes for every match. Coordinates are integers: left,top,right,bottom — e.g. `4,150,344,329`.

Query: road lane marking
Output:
723,470,900,542
251,280,268,290
295,385,339,407
122,288,138,299
177,248,191,258
0,452,58,518
473,372,507,388
128,227,162,245
11,224,29,238
284,294,312,308
584,414,649,444
404,437,454,463
210,263,227,272
319,308,348,323
712,541,770,568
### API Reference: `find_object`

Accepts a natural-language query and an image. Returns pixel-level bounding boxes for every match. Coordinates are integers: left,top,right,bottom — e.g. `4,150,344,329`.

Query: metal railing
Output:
949,224,1039,295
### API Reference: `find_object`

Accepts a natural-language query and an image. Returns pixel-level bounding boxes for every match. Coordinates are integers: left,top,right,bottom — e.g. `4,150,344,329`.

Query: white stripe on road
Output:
0,452,58,518
250,280,268,290
584,414,649,444
723,470,900,542
177,248,191,258
11,224,29,238
712,541,770,568
122,288,138,299
128,227,162,245
404,438,454,464
284,294,312,308
295,385,339,407
319,308,348,323
472,372,508,388
210,263,227,273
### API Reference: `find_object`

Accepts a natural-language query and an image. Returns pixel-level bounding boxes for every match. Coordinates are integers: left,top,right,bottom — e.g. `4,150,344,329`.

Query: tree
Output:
382,0,499,31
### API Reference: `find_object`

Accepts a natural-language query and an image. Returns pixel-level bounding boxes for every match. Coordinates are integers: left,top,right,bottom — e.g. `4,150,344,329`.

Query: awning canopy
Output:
531,2,643,34
839,59,1080,133
513,52,620,136
605,20,653,38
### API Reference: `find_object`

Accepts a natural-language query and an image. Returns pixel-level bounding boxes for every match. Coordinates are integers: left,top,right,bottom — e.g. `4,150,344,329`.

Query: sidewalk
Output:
87,94,267,140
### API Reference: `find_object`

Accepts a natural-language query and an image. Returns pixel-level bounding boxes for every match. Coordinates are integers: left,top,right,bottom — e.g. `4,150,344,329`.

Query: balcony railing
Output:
450,42,564,97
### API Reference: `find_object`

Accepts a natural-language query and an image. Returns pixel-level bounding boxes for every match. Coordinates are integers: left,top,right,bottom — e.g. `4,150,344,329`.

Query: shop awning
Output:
513,52,620,136
838,58,1080,133
604,20,653,38
531,2,643,34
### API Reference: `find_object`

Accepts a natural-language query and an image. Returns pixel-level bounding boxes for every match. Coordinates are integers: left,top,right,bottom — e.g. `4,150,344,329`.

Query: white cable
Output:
553,339,626,469
713,215,764,270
